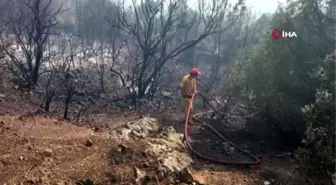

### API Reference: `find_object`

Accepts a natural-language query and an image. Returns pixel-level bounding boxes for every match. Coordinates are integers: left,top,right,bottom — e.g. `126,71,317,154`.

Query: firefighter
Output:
178,68,202,124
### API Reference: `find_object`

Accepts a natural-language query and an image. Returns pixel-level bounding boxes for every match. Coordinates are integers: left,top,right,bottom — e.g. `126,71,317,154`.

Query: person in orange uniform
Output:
178,68,202,123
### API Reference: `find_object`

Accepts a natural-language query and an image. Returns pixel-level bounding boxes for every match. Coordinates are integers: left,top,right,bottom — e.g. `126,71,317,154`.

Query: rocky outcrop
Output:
111,117,159,141
110,117,196,184
145,126,192,174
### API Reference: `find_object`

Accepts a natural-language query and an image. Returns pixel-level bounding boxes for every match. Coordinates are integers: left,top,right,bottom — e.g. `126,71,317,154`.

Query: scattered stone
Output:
117,144,128,153
222,142,230,152
116,128,132,140
134,167,150,184
160,126,176,137
27,144,34,150
178,167,194,182
229,147,235,154
276,152,292,158
19,156,24,160
192,173,206,185
76,178,94,185
85,139,93,147
5,124,12,130
42,148,53,157
162,91,172,97
54,181,67,185
26,176,43,184
92,127,100,132
264,181,271,185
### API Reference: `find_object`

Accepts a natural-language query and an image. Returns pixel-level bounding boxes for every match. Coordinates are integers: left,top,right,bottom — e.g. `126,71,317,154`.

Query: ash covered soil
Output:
188,123,255,163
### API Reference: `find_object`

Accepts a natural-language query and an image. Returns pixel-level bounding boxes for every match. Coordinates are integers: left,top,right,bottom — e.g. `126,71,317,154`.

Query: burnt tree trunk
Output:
64,88,74,120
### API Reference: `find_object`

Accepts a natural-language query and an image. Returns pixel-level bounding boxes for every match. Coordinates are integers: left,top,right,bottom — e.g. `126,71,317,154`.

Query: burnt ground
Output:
0,82,303,185
155,111,301,184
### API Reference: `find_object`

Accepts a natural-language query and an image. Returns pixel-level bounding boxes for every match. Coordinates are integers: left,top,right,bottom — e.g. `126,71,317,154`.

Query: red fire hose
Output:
183,91,260,165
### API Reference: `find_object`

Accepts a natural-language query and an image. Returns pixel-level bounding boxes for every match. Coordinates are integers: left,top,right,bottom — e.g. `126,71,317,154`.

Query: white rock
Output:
264,181,271,185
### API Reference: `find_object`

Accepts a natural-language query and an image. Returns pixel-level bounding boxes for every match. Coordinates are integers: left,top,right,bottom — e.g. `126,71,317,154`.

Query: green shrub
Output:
296,52,335,185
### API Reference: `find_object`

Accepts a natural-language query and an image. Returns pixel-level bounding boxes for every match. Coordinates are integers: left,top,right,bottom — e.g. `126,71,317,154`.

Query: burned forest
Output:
0,0,334,184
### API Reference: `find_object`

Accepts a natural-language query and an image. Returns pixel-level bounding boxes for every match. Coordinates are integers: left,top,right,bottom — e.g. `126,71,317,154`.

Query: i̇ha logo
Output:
272,28,297,39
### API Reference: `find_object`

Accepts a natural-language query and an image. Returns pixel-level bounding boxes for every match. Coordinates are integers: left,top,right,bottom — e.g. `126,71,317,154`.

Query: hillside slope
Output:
0,112,298,185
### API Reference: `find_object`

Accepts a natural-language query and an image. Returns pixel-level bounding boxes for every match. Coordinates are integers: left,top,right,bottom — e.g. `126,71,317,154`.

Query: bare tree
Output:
203,9,256,96
31,32,100,120
0,0,63,88
109,0,246,103
56,35,89,120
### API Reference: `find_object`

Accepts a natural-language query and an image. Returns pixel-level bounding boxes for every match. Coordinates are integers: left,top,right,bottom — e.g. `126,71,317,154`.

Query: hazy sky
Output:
246,0,287,13
123,0,288,14
184,0,287,14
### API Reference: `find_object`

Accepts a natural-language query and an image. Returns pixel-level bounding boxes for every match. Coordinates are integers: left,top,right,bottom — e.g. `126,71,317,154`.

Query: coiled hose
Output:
183,91,260,165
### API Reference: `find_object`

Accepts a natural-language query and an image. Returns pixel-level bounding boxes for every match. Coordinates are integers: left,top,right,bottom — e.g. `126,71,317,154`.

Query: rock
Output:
114,117,160,141
192,173,206,185
85,139,93,147
276,152,292,158
117,144,128,153
116,128,132,140
13,132,20,137
19,156,24,160
162,91,172,97
0,154,11,165
0,121,5,125
0,94,5,98
132,130,146,138
134,167,150,184
178,167,194,182
92,127,100,132
126,117,159,138
264,181,271,185
76,178,94,185
161,150,193,172
222,142,230,151
160,126,176,136
27,144,34,150
301,139,307,144
229,147,235,153
144,133,192,174
5,124,12,130
54,181,67,185
42,148,53,157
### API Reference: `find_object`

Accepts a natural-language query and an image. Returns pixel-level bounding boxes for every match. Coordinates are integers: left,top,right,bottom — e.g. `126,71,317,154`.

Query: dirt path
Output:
0,115,113,185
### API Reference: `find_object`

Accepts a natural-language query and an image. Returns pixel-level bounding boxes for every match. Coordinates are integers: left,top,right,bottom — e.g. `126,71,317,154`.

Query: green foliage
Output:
295,52,335,185
229,0,335,150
